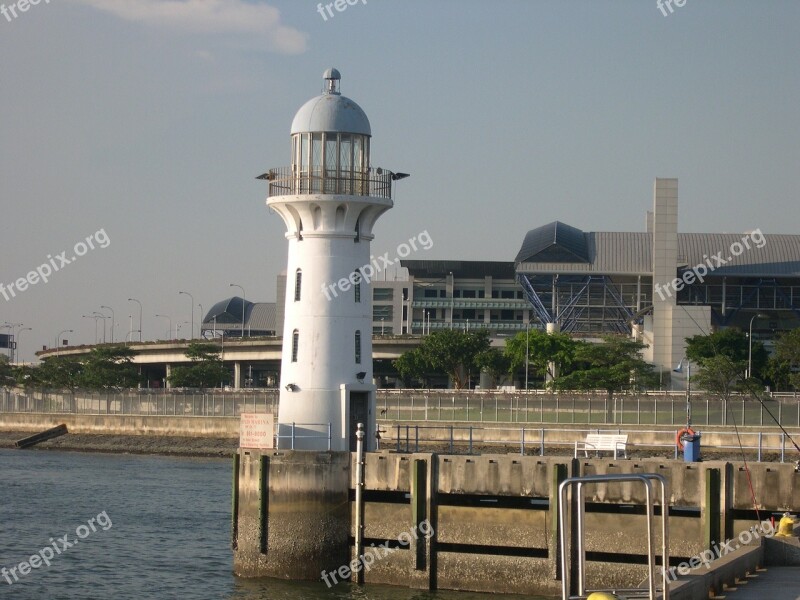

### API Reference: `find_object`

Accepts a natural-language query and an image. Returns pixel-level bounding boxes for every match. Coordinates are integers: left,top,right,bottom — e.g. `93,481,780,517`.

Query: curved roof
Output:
515,221,590,264
291,70,371,135
291,94,371,136
204,297,253,324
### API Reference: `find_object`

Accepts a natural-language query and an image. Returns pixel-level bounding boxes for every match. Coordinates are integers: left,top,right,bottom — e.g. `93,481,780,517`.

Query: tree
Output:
504,329,577,387
692,354,756,400
393,330,491,389
474,348,512,388
394,347,431,387
774,329,800,390
0,355,14,389
168,342,228,389
686,329,768,379
552,336,657,403
78,346,141,391
30,356,84,392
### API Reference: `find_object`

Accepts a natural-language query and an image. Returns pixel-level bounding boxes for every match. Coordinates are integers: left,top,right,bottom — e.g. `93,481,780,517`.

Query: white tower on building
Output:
263,69,401,451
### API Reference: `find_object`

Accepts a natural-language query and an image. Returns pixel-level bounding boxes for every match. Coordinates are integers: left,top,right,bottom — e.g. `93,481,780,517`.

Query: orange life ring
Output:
676,427,696,451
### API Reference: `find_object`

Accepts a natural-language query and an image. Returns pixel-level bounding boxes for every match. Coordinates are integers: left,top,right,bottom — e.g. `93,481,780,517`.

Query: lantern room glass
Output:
292,132,370,195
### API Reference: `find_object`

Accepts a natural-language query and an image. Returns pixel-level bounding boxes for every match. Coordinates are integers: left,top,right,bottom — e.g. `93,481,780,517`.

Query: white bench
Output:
574,434,628,459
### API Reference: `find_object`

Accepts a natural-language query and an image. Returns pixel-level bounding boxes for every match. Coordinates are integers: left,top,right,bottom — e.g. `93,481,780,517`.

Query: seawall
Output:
233,450,800,595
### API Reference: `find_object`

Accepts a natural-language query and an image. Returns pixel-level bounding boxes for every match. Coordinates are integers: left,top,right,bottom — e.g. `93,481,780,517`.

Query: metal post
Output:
449,425,454,453
328,423,332,451
291,422,296,450
520,427,525,456
758,432,763,462
781,433,785,463
540,428,545,456
354,423,365,584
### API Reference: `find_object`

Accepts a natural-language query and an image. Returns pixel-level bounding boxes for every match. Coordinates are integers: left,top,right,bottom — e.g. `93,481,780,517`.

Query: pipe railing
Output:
389,424,800,462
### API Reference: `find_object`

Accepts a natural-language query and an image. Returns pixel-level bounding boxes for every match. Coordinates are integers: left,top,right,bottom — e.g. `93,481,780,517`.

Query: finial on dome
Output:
323,68,341,95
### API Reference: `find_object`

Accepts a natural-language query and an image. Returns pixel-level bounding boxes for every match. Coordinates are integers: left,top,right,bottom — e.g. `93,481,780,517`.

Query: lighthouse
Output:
264,69,397,452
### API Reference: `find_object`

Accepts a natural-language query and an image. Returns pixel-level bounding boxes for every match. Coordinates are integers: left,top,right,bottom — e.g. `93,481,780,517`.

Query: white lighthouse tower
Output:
264,69,397,451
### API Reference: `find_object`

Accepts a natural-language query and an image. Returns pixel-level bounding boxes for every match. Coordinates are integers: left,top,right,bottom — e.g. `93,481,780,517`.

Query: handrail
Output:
558,473,669,600
265,166,393,199
388,423,798,461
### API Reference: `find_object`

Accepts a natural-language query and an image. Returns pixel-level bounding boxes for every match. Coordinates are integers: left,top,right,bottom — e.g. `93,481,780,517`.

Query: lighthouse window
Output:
354,271,362,303
340,134,352,175
311,133,323,169
291,330,299,362
354,330,362,364
294,269,302,302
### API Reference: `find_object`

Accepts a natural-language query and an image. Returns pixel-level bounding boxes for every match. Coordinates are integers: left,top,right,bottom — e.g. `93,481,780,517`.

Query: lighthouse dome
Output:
290,68,371,136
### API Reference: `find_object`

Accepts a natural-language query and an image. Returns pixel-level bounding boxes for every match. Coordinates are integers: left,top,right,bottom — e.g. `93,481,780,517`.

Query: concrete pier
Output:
232,450,800,595
233,450,351,579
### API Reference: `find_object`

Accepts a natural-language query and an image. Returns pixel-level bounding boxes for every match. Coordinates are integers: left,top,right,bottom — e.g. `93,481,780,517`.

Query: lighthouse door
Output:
349,392,369,451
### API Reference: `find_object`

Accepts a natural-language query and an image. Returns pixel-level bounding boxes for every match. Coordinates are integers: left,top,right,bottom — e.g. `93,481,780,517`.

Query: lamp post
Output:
748,313,769,379
179,291,194,340
82,315,101,343
16,327,32,364
56,329,73,357
91,312,108,344
449,271,454,329
198,304,204,338
525,320,530,391
155,314,172,340
230,283,246,337
100,305,114,343
128,298,143,342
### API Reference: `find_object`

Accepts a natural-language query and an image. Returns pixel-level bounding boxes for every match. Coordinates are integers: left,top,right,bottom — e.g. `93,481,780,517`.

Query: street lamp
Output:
128,298,143,342
179,291,194,340
16,327,32,364
230,283,246,337
674,358,692,426
748,313,769,379
82,315,102,343
155,314,172,340
56,329,73,356
198,304,204,338
449,271,454,329
100,305,115,343
92,312,108,343
525,320,530,391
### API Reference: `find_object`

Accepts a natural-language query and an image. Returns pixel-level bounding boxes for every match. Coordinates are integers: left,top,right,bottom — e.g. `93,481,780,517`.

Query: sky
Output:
1,0,798,362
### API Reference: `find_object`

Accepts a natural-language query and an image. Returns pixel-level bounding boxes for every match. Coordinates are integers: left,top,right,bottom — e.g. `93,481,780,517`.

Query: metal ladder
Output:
558,473,670,600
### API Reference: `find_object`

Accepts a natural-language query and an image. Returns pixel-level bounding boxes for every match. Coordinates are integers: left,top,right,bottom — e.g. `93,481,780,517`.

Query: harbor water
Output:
0,449,551,599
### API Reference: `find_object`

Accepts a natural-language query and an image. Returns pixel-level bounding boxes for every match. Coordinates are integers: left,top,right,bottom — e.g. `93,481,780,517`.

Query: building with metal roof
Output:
201,297,277,338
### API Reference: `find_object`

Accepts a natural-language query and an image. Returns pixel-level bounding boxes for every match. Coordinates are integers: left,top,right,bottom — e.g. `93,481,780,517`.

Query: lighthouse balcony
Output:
261,167,393,200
